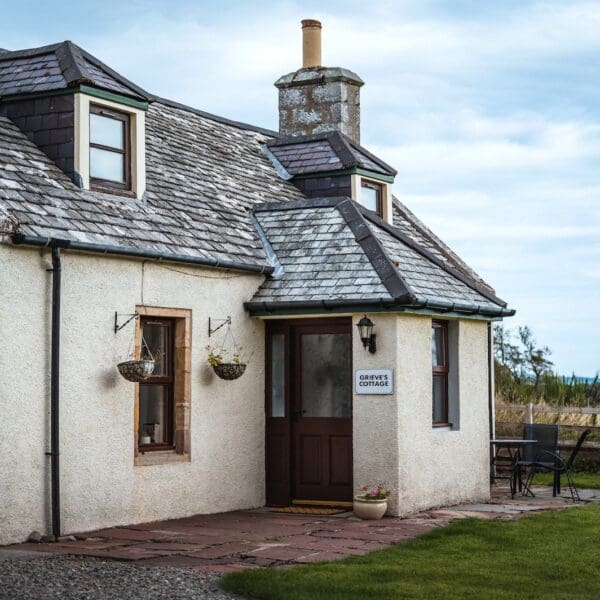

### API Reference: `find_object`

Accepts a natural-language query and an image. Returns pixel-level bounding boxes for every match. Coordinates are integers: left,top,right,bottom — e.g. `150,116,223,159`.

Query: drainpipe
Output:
47,247,61,538
487,322,495,482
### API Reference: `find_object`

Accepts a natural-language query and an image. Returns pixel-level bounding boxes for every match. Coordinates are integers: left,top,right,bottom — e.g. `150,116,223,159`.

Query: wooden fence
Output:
495,403,600,456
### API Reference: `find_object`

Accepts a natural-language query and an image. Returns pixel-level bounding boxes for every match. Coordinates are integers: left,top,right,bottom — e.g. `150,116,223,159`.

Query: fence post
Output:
527,403,534,424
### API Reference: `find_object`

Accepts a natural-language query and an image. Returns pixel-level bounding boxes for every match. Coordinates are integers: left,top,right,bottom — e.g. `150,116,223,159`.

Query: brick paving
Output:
4,484,597,573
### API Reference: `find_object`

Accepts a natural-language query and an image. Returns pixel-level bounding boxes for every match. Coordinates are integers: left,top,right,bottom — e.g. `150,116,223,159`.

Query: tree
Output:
493,324,524,383
518,326,553,389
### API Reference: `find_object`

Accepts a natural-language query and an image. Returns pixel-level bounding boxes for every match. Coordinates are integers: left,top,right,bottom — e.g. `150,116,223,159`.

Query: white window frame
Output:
74,92,146,200
351,174,392,223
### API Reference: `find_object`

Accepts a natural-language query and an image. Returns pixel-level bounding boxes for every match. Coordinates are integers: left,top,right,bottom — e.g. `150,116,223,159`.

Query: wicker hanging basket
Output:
212,362,247,381
117,359,156,382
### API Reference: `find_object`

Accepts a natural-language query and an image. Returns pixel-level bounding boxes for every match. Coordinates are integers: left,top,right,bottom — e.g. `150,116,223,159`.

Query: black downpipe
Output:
488,322,495,482
48,247,61,538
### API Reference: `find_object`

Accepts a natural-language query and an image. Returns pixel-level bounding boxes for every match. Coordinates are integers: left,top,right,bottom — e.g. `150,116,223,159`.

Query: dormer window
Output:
73,94,146,200
89,104,131,192
359,179,384,217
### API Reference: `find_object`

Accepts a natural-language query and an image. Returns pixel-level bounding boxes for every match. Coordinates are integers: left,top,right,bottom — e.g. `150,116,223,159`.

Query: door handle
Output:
291,409,306,422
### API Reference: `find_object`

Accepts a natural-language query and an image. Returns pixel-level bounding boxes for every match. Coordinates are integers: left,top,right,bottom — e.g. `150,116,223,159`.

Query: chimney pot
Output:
301,19,322,68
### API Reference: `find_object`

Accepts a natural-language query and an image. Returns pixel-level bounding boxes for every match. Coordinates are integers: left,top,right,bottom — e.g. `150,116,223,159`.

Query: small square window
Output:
89,104,131,192
359,180,384,217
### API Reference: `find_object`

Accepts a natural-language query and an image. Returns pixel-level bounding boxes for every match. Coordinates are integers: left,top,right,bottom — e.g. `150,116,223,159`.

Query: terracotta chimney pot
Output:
302,19,322,68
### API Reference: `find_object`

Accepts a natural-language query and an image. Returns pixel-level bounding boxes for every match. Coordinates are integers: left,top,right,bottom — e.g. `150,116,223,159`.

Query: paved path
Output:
5,484,597,573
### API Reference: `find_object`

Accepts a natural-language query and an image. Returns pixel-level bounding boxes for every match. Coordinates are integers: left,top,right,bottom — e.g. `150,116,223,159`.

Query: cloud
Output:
1,0,599,374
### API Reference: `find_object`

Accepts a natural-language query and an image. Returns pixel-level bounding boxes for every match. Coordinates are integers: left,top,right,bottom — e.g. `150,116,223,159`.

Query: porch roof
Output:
246,197,514,318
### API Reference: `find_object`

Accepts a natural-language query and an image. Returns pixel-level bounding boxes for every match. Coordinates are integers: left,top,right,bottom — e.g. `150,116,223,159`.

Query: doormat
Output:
273,505,349,515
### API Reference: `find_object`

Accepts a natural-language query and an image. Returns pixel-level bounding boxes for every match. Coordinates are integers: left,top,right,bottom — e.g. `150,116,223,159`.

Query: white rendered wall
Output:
395,315,491,514
353,313,491,516
0,245,265,544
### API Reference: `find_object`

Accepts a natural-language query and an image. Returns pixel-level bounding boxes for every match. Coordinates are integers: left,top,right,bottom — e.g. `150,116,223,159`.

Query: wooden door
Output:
265,318,353,505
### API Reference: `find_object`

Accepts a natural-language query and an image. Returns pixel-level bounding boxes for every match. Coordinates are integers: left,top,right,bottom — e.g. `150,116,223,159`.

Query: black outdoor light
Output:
356,315,376,354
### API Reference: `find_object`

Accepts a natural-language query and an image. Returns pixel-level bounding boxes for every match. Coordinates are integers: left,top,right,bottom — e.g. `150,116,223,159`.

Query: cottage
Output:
0,21,514,545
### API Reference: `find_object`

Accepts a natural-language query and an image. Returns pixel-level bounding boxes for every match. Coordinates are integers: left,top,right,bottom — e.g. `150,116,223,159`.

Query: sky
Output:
2,0,599,375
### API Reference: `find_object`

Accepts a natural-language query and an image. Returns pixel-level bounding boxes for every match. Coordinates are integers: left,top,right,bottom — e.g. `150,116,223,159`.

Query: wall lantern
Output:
356,315,376,354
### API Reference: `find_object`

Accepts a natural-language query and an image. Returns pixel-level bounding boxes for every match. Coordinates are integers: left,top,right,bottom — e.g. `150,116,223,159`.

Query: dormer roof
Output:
0,41,150,101
266,131,396,179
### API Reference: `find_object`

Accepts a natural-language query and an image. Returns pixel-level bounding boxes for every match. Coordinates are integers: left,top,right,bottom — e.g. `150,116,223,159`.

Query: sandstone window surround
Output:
74,92,146,200
134,306,191,466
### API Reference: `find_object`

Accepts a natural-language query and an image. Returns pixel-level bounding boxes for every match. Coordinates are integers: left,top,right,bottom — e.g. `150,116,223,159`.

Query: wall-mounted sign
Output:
355,369,394,395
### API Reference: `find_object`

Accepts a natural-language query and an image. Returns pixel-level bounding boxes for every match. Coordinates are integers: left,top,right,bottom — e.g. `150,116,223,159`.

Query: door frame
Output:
265,317,353,506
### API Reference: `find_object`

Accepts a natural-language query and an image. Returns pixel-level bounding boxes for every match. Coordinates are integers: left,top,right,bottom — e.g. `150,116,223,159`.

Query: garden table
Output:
490,439,537,498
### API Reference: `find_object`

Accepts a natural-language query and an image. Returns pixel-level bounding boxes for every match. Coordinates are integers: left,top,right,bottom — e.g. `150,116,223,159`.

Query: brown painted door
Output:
266,318,352,505
265,319,353,505
292,322,353,502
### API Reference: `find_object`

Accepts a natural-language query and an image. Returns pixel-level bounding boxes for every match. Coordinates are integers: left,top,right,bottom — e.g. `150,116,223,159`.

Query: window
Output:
89,104,130,191
139,317,174,449
135,307,191,463
359,180,383,216
432,320,449,425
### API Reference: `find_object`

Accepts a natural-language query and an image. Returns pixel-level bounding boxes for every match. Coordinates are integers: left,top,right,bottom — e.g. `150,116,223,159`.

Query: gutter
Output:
11,234,274,276
245,296,515,318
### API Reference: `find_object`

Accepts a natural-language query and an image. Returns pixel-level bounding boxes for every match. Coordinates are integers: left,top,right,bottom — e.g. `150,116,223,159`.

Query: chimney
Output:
275,20,364,143
302,19,322,68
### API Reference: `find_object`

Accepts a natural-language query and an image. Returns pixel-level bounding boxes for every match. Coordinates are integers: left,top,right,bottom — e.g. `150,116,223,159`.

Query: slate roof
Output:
266,131,396,177
251,202,390,302
0,42,149,100
391,198,494,293
0,40,510,318
0,101,304,271
246,197,513,317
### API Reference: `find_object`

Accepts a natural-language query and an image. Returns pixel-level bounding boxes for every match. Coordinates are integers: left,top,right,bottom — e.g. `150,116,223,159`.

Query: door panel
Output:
265,318,353,506
293,322,353,502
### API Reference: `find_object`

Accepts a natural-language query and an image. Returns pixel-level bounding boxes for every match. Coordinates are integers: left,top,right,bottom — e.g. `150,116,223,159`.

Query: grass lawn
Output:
222,505,600,600
532,471,600,490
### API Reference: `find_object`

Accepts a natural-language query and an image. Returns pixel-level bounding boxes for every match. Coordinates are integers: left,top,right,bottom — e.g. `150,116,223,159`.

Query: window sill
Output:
90,184,136,199
135,450,190,467
433,423,453,431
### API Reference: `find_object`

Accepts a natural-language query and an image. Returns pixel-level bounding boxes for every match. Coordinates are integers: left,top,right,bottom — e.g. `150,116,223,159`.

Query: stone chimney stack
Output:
275,19,364,143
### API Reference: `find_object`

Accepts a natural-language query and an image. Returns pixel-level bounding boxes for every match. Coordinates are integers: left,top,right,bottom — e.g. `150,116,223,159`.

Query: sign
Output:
355,369,394,395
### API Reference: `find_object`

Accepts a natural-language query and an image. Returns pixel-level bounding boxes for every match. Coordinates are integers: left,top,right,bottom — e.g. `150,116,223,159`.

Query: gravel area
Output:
0,554,243,600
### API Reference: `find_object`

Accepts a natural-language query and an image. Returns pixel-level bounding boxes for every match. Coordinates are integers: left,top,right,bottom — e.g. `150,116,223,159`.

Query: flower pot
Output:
212,363,247,380
353,496,388,520
117,359,156,382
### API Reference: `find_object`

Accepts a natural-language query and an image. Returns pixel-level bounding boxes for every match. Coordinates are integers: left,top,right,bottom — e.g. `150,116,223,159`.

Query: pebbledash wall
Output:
0,245,266,545
353,313,490,516
0,245,491,544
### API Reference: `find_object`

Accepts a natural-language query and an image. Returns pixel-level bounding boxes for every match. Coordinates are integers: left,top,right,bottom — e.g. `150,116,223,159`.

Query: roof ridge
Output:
363,207,508,307
327,131,359,168
55,41,90,86
78,44,151,100
342,133,398,176
0,42,63,60
154,96,278,137
391,196,494,293
336,198,414,302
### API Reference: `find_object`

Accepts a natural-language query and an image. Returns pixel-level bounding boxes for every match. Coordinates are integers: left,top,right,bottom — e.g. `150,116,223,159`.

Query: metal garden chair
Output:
517,424,559,496
522,428,592,501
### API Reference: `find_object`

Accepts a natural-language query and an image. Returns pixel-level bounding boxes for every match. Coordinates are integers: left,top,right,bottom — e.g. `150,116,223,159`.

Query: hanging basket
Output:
117,359,156,382
212,362,247,381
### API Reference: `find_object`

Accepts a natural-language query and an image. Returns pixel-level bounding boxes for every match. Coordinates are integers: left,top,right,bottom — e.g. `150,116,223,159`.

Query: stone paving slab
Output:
3,485,594,573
